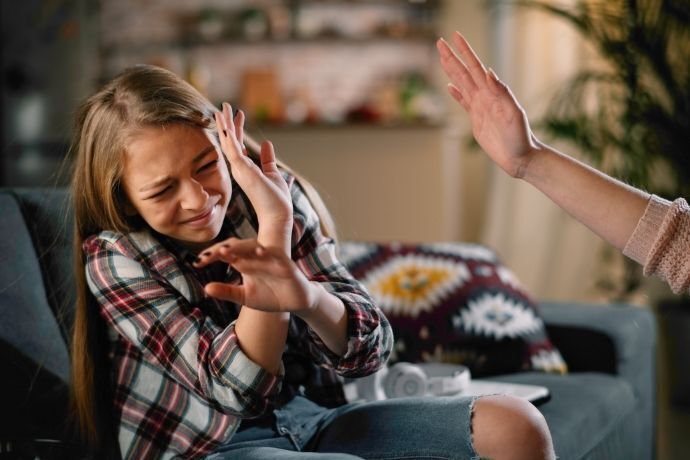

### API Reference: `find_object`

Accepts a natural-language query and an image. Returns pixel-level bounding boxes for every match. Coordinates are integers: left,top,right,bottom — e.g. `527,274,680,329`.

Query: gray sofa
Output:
0,188,656,459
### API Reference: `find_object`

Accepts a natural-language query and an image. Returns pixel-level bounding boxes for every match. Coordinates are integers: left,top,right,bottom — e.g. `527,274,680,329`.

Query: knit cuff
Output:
623,195,672,265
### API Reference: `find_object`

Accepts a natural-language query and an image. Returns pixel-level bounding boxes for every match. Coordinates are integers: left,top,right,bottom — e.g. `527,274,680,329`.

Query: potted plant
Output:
516,0,690,296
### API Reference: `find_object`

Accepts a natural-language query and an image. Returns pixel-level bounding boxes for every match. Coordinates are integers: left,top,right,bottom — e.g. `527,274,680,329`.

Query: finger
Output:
451,32,488,89
226,253,281,276
486,68,502,95
259,141,280,175
436,38,478,94
486,68,521,107
447,84,470,111
205,282,245,304
486,68,509,96
215,111,235,159
194,238,260,267
216,110,254,176
233,108,246,153
223,102,234,137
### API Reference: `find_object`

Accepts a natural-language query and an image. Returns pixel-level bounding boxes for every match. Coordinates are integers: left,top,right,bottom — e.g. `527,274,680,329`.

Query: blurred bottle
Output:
186,59,210,98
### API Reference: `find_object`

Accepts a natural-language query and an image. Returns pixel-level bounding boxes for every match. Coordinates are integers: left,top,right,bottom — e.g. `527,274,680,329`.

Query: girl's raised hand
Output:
195,238,316,313
437,32,541,178
215,103,292,253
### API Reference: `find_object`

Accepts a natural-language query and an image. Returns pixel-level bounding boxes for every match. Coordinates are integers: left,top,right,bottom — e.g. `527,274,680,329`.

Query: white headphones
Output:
354,362,471,401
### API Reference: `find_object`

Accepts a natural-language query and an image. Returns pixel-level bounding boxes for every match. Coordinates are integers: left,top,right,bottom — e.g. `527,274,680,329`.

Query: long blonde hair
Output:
69,64,336,453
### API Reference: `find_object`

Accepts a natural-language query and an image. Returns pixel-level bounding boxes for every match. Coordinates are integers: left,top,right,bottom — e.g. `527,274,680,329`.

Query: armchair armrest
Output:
539,301,656,448
539,302,655,380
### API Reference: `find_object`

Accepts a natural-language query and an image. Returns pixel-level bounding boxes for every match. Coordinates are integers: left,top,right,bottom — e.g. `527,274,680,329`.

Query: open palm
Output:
198,239,315,313
215,104,292,252
437,32,540,178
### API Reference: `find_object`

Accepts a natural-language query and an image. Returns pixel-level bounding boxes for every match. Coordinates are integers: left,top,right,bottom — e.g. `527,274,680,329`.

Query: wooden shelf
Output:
102,34,438,56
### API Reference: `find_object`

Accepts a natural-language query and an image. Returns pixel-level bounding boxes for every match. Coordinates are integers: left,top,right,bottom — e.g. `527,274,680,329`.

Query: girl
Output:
69,64,554,460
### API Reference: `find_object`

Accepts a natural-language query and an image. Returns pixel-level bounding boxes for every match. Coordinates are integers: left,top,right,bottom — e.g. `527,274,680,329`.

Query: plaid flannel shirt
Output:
84,174,393,459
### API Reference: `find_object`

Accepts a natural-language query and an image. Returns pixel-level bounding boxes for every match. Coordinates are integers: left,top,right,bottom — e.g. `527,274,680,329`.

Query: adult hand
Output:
215,103,292,253
194,238,317,313
437,32,541,178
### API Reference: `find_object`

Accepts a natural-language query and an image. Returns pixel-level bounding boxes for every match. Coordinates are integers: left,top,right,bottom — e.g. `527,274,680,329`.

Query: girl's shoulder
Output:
83,228,164,259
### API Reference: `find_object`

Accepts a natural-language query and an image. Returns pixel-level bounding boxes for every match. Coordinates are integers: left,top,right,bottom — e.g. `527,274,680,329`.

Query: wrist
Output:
294,281,326,321
518,141,549,183
257,229,291,255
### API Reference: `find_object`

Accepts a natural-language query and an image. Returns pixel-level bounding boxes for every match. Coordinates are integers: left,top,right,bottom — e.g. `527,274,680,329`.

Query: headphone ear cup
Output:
383,363,427,398
355,366,388,401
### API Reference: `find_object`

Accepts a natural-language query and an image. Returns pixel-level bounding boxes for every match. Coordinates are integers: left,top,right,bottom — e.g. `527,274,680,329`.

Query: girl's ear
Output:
123,201,138,217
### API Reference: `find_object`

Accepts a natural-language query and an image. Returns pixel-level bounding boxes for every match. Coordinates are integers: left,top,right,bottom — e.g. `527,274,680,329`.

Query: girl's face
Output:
121,124,232,250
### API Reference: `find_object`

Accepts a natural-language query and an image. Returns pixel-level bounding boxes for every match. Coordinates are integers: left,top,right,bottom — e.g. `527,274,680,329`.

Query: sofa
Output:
0,188,657,460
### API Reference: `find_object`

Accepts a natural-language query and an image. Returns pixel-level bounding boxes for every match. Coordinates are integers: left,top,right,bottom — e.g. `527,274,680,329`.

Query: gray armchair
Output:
0,188,656,459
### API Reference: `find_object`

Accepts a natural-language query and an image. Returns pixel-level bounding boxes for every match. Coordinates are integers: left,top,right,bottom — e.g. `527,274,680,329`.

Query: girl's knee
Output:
471,395,555,460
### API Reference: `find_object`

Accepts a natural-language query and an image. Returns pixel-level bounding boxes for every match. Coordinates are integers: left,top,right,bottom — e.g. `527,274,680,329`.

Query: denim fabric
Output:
206,395,480,460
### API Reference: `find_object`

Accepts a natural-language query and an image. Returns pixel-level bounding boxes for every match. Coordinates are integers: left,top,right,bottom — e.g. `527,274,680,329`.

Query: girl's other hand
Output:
215,103,292,253
437,32,541,179
195,238,317,313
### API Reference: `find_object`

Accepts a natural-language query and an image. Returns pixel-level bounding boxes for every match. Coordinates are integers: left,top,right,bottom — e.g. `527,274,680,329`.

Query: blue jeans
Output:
205,395,481,460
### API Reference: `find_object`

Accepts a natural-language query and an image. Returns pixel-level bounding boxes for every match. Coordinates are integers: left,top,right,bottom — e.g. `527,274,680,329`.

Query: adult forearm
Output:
523,143,650,250
235,308,290,376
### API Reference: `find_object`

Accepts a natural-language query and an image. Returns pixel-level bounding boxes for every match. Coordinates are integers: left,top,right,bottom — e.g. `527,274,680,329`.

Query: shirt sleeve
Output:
623,194,690,294
84,234,283,418
287,175,394,377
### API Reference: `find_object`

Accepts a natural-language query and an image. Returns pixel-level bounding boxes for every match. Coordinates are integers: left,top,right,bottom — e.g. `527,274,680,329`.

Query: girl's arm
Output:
436,32,649,251
210,104,293,375
84,234,283,419
200,104,391,373
292,282,348,356
198,176,394,375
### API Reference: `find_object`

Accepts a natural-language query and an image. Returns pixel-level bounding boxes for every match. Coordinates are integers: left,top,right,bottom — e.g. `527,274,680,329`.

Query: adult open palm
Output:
437,32,540,178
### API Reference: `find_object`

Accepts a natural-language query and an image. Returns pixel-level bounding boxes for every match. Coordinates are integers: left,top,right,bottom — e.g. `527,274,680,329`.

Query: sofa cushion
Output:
488,372,638,459
11,188,75,341
339,242,566,377
0,192,71,439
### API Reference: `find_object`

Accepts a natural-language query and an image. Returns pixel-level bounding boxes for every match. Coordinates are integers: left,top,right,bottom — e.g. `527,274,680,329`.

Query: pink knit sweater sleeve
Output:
623,195,690,294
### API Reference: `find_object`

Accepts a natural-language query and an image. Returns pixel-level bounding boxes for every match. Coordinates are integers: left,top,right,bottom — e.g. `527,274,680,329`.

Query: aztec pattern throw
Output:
339,241,567,377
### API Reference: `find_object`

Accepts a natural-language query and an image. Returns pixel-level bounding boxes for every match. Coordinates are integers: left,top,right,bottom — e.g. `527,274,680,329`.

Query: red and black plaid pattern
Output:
84,174,392,459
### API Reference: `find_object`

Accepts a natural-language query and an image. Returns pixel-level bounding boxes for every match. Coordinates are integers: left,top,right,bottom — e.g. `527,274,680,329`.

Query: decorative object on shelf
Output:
240,68,285,123
238,7,270,41
196,8,224,42
100,0,443,127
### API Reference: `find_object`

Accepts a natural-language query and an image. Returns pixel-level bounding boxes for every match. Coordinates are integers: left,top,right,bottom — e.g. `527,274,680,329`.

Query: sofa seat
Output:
492,372,638,459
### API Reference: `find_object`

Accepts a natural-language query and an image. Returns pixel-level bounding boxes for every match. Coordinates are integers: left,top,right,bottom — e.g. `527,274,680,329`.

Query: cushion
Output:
0,192,71,440
339,242,567,377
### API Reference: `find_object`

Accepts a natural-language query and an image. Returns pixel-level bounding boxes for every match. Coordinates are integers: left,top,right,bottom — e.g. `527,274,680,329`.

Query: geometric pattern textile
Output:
339,241,567,377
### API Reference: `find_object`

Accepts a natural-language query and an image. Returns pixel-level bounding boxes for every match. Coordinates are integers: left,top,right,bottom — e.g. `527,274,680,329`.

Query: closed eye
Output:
197,159,218,173
148,185,172,199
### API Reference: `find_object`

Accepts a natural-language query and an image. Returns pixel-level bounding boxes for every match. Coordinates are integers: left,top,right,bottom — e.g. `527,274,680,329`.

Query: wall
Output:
260,124,461,242
0,0,99,186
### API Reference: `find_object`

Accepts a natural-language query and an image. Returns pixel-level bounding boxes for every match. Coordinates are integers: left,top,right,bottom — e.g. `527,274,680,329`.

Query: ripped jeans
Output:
205,395,481,460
